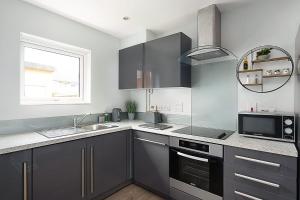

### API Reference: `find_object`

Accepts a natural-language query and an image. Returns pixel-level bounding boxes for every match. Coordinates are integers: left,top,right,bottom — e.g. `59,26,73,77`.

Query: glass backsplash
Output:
191,59,238,131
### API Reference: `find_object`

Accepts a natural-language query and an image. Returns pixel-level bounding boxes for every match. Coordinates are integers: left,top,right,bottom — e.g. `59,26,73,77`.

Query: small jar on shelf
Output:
255,74,260,84
243,57,249,70
245,75,250,84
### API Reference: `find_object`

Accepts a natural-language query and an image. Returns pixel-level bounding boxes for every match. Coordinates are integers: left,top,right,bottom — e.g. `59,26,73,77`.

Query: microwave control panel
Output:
283,116,295,140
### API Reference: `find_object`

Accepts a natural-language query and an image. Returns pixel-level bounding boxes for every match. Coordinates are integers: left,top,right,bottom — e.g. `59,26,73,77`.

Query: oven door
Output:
170,148,223,197
238,114,283,139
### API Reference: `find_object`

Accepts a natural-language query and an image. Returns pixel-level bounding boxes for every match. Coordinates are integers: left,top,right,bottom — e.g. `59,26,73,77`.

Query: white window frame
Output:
20,33,91,105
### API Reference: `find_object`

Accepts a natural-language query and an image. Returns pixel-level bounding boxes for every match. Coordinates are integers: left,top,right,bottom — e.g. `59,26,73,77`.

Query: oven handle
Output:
177,152,209,162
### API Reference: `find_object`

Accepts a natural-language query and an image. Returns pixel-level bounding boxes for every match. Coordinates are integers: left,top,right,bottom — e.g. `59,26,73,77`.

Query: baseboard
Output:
92,179,133,200
133,181,171,200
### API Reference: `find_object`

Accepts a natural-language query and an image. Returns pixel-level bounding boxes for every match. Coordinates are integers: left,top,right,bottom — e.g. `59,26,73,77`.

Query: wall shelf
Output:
252,56,290,64
238,69,263,73
244,83,263,86
263,74,290,78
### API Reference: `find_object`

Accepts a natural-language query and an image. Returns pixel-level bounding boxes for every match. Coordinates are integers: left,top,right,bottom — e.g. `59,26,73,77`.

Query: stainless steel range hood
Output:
181,4,236,65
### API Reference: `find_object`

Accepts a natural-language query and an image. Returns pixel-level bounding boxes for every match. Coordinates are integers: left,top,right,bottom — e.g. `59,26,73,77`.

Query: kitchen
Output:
0,0,300,200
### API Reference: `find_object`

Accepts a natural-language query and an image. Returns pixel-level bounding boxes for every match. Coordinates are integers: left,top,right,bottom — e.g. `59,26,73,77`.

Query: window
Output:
20,33,91,105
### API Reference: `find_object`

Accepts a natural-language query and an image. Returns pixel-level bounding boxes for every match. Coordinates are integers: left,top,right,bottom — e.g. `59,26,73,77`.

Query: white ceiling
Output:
22,0,245,39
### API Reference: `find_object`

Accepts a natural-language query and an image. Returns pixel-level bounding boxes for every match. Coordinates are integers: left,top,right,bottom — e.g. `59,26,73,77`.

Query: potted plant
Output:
256,48,272,60
126,101,137,120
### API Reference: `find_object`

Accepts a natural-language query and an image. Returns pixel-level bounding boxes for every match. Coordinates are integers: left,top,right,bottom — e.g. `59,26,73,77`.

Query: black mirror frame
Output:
236,45,294,93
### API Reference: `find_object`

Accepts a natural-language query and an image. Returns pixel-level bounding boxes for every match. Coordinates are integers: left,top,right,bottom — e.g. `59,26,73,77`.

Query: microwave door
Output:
239,114,283,139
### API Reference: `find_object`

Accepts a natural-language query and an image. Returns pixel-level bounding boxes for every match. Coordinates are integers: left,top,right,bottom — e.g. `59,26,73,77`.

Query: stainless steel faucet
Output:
73,113,92,128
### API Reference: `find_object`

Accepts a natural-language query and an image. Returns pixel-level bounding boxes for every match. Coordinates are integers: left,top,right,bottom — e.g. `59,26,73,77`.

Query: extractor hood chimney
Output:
181,4,236,65
197,4,221,48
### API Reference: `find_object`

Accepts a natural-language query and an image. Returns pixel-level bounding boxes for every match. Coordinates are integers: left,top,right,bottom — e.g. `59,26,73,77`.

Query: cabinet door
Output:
224,146,297,200
144,32,191,88
33,140,86,200
0,150,32,200
133,131,169,196
119,44,144,89
87,131,128,199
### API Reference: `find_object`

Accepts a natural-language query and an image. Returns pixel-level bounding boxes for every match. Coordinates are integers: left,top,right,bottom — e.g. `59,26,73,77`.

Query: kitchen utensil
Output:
282,68,290,75
143,111,162,124
265,70,273,76
274,69,281,75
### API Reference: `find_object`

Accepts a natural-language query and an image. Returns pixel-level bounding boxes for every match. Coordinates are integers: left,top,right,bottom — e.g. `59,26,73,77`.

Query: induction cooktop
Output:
172,126,234,140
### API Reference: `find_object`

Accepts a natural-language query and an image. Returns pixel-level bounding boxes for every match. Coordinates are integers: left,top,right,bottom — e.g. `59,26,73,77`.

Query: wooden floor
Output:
105,184,166,200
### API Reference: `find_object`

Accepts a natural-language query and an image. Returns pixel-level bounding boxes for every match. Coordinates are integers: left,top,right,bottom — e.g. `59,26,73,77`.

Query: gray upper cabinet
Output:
133,131,169,197
144,32,191,88
33,140,86,200
87,131,129,199
119,44,144,89
119,32,191,89
0,150,32,200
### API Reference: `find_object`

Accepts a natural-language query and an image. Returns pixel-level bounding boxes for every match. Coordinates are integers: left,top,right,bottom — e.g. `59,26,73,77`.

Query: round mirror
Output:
236,45,294,93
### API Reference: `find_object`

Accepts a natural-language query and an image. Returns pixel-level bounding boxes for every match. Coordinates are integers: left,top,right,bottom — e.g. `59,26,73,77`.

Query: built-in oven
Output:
169,137,223,200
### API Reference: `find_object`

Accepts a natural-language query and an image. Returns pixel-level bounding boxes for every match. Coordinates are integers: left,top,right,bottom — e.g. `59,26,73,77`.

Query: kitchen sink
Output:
80,124,118,131
37,127,86,138
37,124,118,138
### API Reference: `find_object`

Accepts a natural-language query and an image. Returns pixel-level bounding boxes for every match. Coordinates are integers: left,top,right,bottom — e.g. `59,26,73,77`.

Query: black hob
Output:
172,126,234,140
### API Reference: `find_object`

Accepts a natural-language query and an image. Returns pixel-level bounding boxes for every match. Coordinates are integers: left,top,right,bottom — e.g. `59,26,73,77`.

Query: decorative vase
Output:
257,54,270,60
128,113,135,120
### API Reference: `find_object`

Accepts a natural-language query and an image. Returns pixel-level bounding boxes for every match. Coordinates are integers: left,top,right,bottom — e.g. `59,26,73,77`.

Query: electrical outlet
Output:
174,103,184,113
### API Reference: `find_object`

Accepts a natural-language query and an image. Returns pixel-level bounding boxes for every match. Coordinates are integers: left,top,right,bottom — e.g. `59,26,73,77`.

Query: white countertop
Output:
0,120,297,157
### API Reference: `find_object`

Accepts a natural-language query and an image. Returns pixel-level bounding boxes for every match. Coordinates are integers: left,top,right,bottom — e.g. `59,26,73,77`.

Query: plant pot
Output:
257,54,270,60
128,113,135,120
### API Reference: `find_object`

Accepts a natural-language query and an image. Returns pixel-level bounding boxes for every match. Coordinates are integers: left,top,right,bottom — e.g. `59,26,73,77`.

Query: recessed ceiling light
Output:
123,16,130,21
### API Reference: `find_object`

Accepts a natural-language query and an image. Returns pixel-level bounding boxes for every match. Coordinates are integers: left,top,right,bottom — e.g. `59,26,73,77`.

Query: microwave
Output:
238,112,295,142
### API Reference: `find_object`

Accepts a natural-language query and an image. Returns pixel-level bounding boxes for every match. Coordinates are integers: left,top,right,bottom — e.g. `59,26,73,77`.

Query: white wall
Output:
126,0,300,114
120,29,157,49
222,0,300,112
0,0,130,120
129,88,191,114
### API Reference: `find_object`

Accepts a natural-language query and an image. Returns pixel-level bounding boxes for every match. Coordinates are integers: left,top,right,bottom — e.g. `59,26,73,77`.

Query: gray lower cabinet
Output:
33,139,86,200
33,131,130,200
224,146,297,200
87,131,129,199
133,131,169,197
0,150,32,200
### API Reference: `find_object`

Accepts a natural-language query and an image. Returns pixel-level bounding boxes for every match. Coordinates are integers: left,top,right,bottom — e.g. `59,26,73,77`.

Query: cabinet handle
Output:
90,146,94,193
137,69,143,88
149,71,152,88
81,148,85,198
144,71,148,88
134,137,167,146
143,71,153,88
235,155,280,168
177,152,209,162
23,162,28,200
234,191,263,200
234,173,280,188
